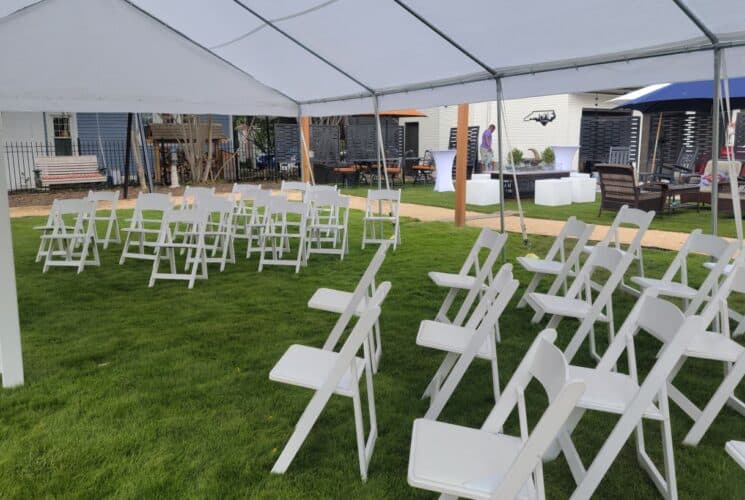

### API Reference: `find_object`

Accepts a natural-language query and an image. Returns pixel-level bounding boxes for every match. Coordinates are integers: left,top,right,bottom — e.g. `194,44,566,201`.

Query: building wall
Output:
399,93,618,170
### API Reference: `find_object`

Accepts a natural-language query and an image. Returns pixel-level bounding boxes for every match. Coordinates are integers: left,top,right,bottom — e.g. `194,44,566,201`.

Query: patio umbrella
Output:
615,77,745,113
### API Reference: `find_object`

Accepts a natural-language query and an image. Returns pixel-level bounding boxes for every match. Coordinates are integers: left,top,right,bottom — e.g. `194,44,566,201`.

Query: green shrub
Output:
541,147,555,165
509,148,524,165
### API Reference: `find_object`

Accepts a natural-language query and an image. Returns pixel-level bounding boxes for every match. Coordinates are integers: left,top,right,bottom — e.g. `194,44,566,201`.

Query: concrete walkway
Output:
9,194,691,251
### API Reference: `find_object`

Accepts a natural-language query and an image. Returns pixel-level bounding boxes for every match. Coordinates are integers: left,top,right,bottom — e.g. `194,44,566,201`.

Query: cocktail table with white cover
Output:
431,150,456,192
466,173,501,205
551,145,580,171
534,178,572,206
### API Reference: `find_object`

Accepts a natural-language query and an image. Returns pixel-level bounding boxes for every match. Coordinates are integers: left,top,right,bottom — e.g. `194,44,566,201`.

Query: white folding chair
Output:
307,242,391,372
664,263,745,446
408,330,586,500
233,189,272,259
148,208,209,289
258,197,309,273
34,199,62,262
306,190,350,261
726,441,745,470
631,229,737,311
362,189,401,250
119,193,173,264
179,186,216,209
231,183,262,241
517,216,595,313
86,190,120,249
430,228,508,327
280,180,310,201
270,303,386,481
190,195,235,272
41,198,100,274
417,264,519,420
526,246,629,363
582,205,655,296
556,292,702,500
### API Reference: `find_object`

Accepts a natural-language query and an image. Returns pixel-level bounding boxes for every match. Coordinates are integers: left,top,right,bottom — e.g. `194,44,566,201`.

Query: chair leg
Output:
517,274,542,309
352,390,369,481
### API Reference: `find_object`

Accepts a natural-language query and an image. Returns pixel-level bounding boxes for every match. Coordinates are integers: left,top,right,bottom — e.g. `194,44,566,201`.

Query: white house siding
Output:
399,93,618,170
1,112,51,190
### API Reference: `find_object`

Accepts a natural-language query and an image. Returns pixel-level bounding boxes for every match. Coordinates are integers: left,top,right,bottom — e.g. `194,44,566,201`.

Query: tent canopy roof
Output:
1,0,745,116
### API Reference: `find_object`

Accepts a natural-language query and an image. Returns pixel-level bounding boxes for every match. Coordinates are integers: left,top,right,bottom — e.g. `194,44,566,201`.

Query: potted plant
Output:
541,147,555,166
509,148,524,166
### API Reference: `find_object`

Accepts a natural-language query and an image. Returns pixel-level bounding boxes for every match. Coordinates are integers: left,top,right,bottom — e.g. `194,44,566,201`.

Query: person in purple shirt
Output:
480,124,496,171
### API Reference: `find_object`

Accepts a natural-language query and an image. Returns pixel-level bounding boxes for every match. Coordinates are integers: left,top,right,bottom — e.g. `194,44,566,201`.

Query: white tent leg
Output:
0,162,24,387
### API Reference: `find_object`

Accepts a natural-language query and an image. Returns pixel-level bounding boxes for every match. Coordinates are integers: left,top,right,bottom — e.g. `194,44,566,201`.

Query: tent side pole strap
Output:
123,112,133,199
373,96,390,190
712,47,721,236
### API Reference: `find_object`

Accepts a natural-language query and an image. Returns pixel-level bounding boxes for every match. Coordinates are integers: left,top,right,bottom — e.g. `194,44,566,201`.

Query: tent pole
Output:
137,114,153,192
373,96,389,190
712,48,721,236
455,104,469,227
0,155,24,387
496,79,505,239
298,115,313,184
123,112,133,199
650,113,663,174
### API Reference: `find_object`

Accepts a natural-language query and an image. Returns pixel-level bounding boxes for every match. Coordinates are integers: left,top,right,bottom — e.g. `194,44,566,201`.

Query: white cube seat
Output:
570,176,597,203
534,178,572,206
408,418,536,500
269,344,365,397
466,178,501,206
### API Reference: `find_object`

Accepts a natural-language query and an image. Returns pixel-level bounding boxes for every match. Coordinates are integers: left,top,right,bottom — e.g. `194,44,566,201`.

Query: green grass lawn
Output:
341,184,743,238
2,211,744,498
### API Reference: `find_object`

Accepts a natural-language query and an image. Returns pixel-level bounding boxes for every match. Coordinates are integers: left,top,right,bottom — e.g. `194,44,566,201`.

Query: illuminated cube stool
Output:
534,178,572,206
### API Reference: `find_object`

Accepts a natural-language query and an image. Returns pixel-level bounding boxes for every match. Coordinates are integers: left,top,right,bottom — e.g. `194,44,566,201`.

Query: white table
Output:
534,178,572,206
551,145,580,172
432,150,456,192
466,174,501,206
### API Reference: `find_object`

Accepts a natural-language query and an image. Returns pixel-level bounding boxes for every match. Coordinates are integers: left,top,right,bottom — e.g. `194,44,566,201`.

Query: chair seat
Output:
363,215,397,222
726,441,745,470
630,277,698,299
269,344,365,398
582,245,632,258
516,256,564,275
526,293,608,322
307,288,365,316
408,418,536,500
568,366,663,420
416,320,493,359
428,271,478,290
703,261,734,275
686,331,744,363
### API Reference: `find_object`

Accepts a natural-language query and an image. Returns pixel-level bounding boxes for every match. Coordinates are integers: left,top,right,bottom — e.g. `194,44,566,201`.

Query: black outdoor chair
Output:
643,147,698,182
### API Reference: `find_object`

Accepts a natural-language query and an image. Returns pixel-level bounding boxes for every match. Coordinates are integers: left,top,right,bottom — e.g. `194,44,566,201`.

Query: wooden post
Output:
300,116,311,183
455,104,469,227
152,139,161,184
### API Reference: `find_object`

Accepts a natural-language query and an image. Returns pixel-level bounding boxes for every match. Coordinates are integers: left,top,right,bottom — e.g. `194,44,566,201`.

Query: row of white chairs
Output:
406,211,745,499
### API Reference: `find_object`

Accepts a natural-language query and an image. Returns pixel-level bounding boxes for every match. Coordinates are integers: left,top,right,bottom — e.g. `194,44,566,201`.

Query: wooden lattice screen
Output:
579,113,640,167
345,118,402,161
274,123,340,165
448,126,480,177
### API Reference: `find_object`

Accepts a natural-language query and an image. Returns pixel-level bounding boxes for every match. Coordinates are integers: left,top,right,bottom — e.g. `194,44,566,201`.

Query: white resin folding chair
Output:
663,263,745,446
270,304,385,481
280,180,310,201
517,216,594,313
34,199,62,262
41,198,100,273
526,246,630,363
582,205,655,296
362,189,401,250
189,195,235,272
631,229,737,311
258,197,309,273
179,186,216,209
726,441,745,470
119,193,173,264
86,190,120,249
231,183,262,239
306,190,350,261
148,208,209,289
417,264,519,420
307,242,391,372
408,330,585,500
556,292,702,500
233,189,272,259
430,228,508,326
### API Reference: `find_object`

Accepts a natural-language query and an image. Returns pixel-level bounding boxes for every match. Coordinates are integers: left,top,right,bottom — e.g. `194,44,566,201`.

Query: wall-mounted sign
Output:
524,110,556,126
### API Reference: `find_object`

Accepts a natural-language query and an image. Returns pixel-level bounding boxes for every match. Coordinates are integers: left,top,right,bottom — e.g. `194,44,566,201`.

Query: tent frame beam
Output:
671,0,719,44
299,38,745,107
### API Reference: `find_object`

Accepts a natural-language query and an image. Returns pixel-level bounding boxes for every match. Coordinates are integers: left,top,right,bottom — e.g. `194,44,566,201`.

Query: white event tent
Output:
1,0,745,387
